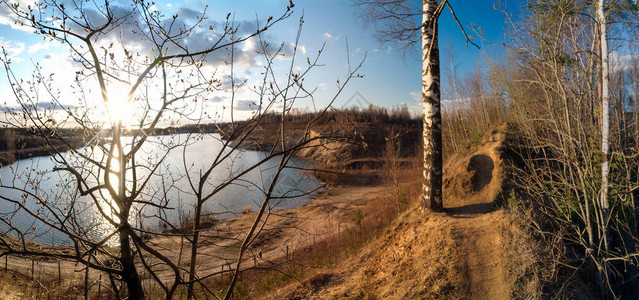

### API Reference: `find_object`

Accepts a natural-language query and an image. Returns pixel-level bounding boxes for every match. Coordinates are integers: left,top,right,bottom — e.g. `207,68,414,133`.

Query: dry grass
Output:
216,169,420,299
264,127,551,300
271,200,470,299
0,261,111,299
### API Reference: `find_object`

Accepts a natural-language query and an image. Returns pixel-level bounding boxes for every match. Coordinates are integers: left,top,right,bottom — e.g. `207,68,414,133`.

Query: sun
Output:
106,83,133,125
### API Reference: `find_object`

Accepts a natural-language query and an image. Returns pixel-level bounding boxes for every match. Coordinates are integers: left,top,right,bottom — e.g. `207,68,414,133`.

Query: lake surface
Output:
0,133,321,246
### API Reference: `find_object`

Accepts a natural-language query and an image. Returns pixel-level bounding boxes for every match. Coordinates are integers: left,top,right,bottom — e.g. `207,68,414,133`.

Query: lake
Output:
0,133,321,246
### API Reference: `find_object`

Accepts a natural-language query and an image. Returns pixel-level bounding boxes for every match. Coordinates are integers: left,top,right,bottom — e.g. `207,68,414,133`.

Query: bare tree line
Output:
496,0,639,297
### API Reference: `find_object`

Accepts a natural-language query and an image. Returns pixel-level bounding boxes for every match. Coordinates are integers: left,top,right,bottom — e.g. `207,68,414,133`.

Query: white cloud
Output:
210,95,225,102
410,91,421,102
298,44,307,54
322,32,340,42
234,99,257,111
287,43,306,55
2,1,287,69
0,37,25,58
441,97,470,108
242,36,257,53
28,41,55,54
402,102,422,118
609,51,639,71
0,0,38,32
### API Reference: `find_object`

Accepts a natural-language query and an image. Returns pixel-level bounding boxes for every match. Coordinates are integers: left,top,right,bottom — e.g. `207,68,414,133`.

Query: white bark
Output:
421,0,443,211
597,0,610,252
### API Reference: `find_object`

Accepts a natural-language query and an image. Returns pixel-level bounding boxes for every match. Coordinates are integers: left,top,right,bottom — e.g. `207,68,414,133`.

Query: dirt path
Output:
445,129,511,299
283,128,516,299
448,208,509,299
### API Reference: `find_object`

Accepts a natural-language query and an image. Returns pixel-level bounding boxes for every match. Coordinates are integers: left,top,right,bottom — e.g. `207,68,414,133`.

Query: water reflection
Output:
0,134,321,246
96,148,123,246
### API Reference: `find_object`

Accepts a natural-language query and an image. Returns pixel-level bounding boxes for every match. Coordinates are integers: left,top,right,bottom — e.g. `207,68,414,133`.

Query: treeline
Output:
256,104,417,126
0,127,86,151
0,127,88,165
134,105,417,136
141,123,222,136
218,105,421,160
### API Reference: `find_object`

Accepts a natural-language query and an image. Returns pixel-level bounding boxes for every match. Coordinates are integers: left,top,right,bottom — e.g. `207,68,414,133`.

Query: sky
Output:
0,0,525,124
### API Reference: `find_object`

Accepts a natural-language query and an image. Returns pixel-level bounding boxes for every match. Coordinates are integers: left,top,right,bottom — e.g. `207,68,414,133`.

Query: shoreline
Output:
146,183,390,282
0,145,78,167
0,128,395,296
0,183,390,292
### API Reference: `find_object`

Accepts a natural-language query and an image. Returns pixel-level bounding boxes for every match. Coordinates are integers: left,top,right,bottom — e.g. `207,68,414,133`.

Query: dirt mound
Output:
443,129,504,212
467,154,494,192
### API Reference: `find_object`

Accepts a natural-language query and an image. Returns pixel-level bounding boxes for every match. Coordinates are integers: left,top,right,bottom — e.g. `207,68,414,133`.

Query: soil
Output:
445,131,511,299
145,185,390,283
271,128,517,299
449,208,510,299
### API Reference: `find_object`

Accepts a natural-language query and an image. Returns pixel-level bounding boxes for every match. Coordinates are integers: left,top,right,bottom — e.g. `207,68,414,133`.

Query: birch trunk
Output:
596,1,611,296
421,0,443,211
597,0,610,252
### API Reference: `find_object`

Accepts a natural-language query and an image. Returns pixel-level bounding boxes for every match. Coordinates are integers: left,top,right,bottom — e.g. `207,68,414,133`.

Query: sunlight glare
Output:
99,151,122,246
106,84,133,125
108,149,121,196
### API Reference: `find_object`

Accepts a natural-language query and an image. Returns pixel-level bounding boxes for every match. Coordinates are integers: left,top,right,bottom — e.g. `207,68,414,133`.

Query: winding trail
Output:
445,131,511,299
277,129,516,299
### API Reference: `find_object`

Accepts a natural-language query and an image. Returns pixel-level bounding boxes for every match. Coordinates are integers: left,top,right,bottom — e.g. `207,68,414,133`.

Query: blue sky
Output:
0,0,524,122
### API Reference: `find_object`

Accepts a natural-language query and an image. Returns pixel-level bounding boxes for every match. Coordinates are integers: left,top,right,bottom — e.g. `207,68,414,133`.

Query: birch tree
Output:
501,0,639,296
420,0,443,211
597,0,610,256
355,0,476,211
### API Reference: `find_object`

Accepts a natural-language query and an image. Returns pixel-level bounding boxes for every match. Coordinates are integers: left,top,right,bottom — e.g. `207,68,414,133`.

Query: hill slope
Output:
273,129,533,299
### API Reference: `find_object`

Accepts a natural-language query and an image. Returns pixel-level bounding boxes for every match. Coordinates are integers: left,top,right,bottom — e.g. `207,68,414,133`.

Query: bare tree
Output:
0,0,363,298
353,0,477,211
499,0,639,296
597,0,611,256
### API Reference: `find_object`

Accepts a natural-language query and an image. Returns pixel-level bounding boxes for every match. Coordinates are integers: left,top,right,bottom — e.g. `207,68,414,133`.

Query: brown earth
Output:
144,185,391,283
269,128,522,299
0,184,393,298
